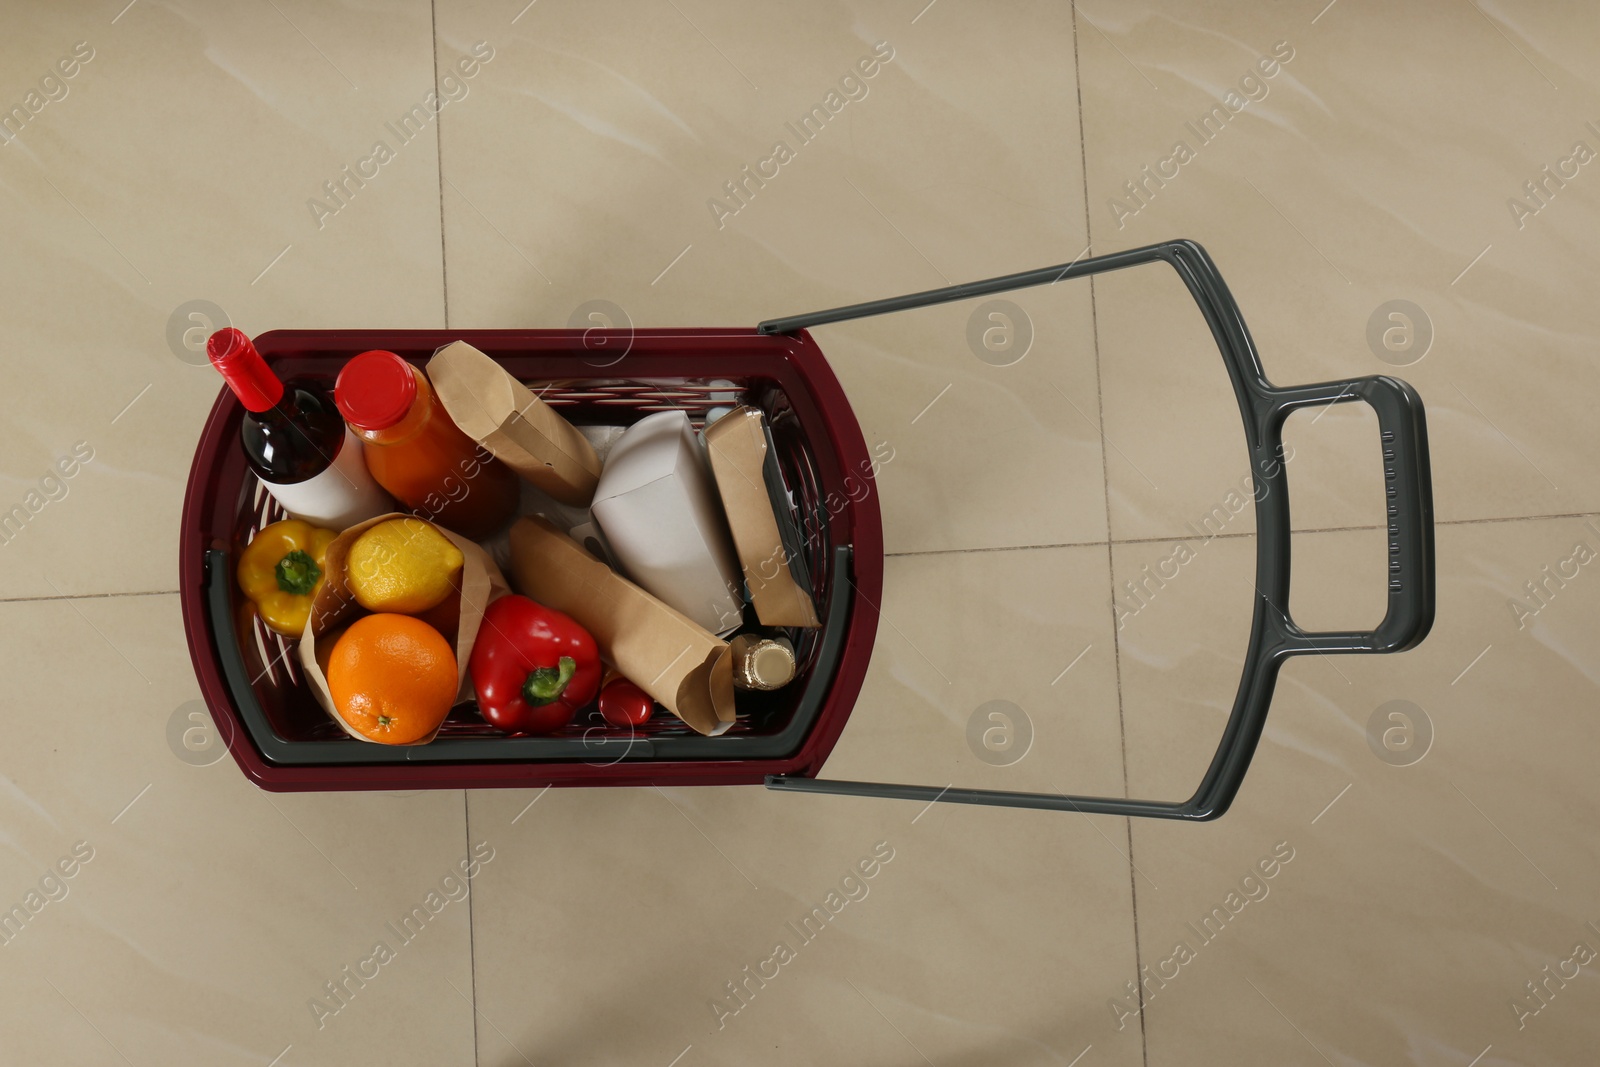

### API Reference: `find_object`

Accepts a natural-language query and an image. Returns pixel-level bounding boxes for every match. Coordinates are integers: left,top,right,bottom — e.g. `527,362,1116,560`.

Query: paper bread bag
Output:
703,405,819,628
426,341,602,506
508,516,736,736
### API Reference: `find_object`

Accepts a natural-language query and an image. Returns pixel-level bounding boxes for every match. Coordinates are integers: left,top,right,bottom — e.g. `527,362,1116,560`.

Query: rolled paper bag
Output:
704,405,820,628
426,341,601,506
507,516,736,736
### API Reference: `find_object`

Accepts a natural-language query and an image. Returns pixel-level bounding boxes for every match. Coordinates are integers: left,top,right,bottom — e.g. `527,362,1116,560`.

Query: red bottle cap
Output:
207,328,284,412
335,350,418,430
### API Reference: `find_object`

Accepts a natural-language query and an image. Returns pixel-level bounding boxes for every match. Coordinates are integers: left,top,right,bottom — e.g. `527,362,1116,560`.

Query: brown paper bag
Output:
426,341,602,507
703,406,820,628
508,516,736,736
297,513,510,745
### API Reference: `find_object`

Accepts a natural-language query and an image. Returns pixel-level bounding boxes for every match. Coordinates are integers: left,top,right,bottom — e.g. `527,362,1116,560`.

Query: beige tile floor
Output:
2,1,1598,1064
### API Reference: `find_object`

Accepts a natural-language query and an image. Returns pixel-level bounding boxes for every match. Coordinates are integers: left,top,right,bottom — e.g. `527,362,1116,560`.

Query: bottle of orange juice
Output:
334,350,519,539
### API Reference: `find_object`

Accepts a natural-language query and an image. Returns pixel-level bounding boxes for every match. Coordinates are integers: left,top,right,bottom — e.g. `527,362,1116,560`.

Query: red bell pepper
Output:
470,595,602,735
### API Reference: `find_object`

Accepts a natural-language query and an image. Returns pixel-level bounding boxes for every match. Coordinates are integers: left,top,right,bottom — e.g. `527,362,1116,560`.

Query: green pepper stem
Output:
523,656,577,706
275,549,322,596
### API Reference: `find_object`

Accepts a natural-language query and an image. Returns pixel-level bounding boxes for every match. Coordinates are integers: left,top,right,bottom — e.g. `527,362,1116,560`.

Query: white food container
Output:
590,410,744,634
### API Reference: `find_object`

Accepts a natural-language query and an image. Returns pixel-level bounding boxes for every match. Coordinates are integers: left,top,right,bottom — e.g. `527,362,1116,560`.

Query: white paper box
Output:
590,411,744,635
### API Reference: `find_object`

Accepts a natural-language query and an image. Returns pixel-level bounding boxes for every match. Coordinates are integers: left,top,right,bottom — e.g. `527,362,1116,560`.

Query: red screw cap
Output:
335,350,418,431
207,328,284,413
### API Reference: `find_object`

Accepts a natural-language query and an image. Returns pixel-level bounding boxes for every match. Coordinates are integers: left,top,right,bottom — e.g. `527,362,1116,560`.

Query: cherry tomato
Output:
599,678,654,727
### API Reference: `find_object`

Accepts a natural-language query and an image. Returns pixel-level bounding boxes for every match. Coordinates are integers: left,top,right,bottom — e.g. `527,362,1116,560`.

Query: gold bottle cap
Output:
732,636,796,691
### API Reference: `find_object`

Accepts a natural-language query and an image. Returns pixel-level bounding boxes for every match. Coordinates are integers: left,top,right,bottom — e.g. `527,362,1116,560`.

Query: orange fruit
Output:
327,614,458,745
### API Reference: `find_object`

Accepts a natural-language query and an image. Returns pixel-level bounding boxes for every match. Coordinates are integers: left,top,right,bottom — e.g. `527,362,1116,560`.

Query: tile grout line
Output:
9,501,1578,605
1435,510,1600,528
1068,4,1122,808
431,0,451,332
1070,7,1149,1067
3,502,1574,607
882,510,1600,560
3,508,1577,604
463,790,482,1067
0,589,180,604
431,11,473,1064
887,539,1117,558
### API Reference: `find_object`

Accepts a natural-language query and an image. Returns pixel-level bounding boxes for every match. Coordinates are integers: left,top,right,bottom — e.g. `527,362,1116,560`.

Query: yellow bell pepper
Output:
237,519,338,636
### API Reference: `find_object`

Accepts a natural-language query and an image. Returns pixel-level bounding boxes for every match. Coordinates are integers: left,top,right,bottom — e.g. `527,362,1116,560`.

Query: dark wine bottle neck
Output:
241,382,345,485
259,395,301,425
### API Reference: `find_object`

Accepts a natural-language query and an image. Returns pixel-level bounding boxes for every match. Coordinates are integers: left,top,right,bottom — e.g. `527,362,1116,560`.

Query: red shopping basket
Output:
181,327,885,792
180,241,1435,818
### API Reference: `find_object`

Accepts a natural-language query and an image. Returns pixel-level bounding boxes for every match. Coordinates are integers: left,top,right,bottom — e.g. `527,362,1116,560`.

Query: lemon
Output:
347,518,465,615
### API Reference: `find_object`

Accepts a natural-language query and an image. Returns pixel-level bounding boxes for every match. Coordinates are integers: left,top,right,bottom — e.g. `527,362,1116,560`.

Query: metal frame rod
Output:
758,246,1161,336
760,239,1435,821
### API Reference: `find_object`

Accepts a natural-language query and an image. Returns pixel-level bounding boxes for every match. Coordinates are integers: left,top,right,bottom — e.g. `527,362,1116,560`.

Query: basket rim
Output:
178,327,884,791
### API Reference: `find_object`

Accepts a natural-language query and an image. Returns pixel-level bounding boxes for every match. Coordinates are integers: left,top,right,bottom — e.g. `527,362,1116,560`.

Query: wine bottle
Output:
207,328,393,530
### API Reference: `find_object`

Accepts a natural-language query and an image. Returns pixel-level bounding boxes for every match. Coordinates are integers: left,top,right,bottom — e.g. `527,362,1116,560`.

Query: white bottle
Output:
260,426,394,530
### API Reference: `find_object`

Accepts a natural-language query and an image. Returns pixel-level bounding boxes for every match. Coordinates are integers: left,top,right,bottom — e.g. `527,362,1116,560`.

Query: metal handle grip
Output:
1266,376,1434,655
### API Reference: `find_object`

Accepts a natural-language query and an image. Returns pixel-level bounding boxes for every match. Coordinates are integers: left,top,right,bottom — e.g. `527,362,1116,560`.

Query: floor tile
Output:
466,548,1141,1066
433,0,1105,554
1078,2,1600,540
0,595,475,1066
13,2,1598,1065
821,546,1129,801
1112,517,1600,1065
0,0,445,599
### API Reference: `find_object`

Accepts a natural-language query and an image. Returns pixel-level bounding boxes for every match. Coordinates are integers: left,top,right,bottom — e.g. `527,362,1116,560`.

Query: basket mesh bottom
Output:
231,376,831,746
